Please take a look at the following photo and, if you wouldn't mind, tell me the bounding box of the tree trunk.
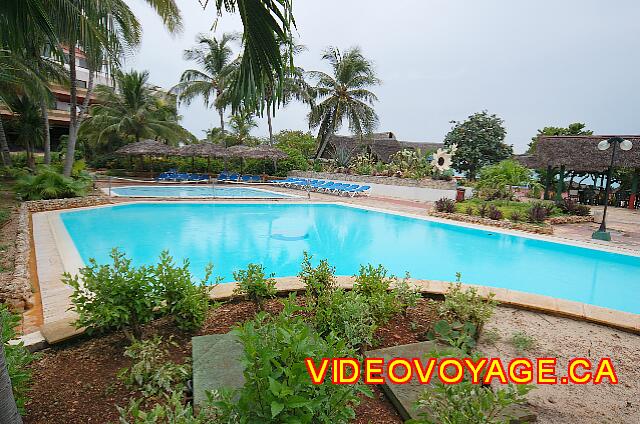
[41,100,51,165]
[218,108,225,133]
[26,140,35,170]
[0,117,12,166]
[267,106,274,145]
[63,46,78,176]
[0,318,22,423]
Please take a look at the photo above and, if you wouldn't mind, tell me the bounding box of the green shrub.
[65,249,158,340]
[487,205,503,220]
[1,304,36,414]
[573,204,591,217]
[426,319,478,354]
[510,331,536,354]
[117,391,225,423]
[527,201,549,223]
[15,167,90,200]
[117,336,191,397]
[153,251,216,331]
[353,264,400,324]
[393,273,421,316]
[298,251,336,302]
[477,203,489,218]
[220,299,371,423]
[465,205,474,216]
[233,263,277,311]
[437,280,497,331]
[313,289,377,350]
[509,210,521,222]
[414,381,532,424]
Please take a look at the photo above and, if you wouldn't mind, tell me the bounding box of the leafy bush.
[353,264,400,324]
[434,197,455,213]
[527,201,548,223]
[220,299,371,423]
[153,252,215,331]
[476,160,536,200]
[487,205,503,220]
[313,289,377,350]
[298,251,336,302]
[65,249,158,340]
[557,198,590,217]
[509,210,521,222]
[117,336,191,397]
[510,331,536,354]
[392,273,421,316]
[66,249,214,340]
[1,304,36,414]
[233,263,277,311]
[437,281,497,331]
[15,167,90,200]
[426,319,478,354]
[414,381,532,424]
[573,204,591,216]
[117,391,226,423]
[465,205,474,216]
[477,203,488,218]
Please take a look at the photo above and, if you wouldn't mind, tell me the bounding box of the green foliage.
[528,122,592,153]
[509,210,521,222]
[117,336,191,398]
[413,381,532,424]
[298,251,336,302]
[220,299,371,423]
[153,251,215,331]
[15,167,90,200]
[434,197,455,213]
[233,263,277,310]
[444,111,512,180]
[313,289,377,350]
[476,160,538,200]
[387,149,433,179]
[556,198,591,217]
[353,264,400,324]
[66,249,158,340]
[437,281,498,330]
[481,327,502,345]
[117,391,224,423]
[1,304,36,414]
[510,331,536,354]
[487,205,503,221]
[427,319,477,354]
[393,273,421,315]
[66,249,214,340]
[527,201,550,223]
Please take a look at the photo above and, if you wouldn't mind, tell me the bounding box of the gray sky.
[125,0,640,153]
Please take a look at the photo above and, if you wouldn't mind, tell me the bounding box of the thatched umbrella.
[115,139,180,171]
[246,145,288,160]
[179,142,229,172]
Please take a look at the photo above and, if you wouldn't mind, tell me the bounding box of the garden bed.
[430,211,554,235]
[24,296,440,424]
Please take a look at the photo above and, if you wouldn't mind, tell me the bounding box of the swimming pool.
[107,185,295,199]
[59,203,640,314]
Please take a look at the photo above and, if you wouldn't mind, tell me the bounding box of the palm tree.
[81,70,194,148]
[5,94,43,169]
[262,37,312,145]
[172,32,239,133]
[308,47,380,159]
[0,327,20,423]
[227,111,257,146]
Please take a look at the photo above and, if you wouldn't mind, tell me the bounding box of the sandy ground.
[478,306,640,424]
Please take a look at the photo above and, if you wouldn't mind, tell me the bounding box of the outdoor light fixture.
[592,137,633,241]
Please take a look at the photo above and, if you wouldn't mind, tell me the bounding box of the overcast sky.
[125,0,640,153]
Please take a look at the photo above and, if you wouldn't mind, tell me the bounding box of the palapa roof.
[247,145,288,160]
[115,139,180,156]
[178,142,228,158]
[225,145,254,158]
[519,135,640,172]
[320,132,443,162]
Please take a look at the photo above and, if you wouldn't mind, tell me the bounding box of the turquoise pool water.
[110,185,294,198]
[59,203,640,314]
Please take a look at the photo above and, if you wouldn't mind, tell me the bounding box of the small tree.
[233,263,277,311]
[444,111,512,180]
[298,252,336,302]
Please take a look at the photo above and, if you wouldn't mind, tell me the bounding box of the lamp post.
[592,137,633,241]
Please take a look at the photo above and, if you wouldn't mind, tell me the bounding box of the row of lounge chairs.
[217,172,262,183]
[156,170,209,182]
[270,178,370,197]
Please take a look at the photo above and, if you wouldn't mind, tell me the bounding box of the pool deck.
[23,185,640,348]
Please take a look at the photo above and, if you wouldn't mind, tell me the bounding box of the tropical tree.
[4,94,43,169]
[0,327,20,423]
[527,122,592,153]
[81,70,193,149]
[308,46,380,159]
[172,32,239,133]
[443,111,512,180]
[227,110,258,146]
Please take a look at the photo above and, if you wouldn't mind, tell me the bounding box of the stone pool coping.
[24,200,640,350]
[100,184,301,199]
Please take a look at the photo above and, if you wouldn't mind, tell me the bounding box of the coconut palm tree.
[227,110,258,146]
[308,47,380,159]
[81,70,194,148]
[172,32,239,133]
[5,93,43,169]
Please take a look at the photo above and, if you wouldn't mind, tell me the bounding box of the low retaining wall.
[430,212,554,235]
[546,215,595,225]
[1,196,112,310]
[290,171,457,190]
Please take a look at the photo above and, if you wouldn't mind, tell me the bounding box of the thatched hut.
[316,131,443,162]
[178,142,228,158]
[115,139,180,156]
[515,135,640,207]
[246,145,288,160]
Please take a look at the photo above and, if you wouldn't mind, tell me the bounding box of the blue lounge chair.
[344,185,371,197]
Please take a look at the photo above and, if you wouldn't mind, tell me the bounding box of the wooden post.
[555,165,565,202]
[630,168,639,209]
[544,165,553,200]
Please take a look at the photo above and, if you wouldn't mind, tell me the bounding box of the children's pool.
[107,185,295,199]
[59,203,640,314]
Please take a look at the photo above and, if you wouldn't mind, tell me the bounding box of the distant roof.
[115,139,179,156]
[515,135,640,172]
[319,132,443,162]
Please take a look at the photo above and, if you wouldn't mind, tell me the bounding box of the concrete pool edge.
[29,200,640,348]
[100,184,301,199]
